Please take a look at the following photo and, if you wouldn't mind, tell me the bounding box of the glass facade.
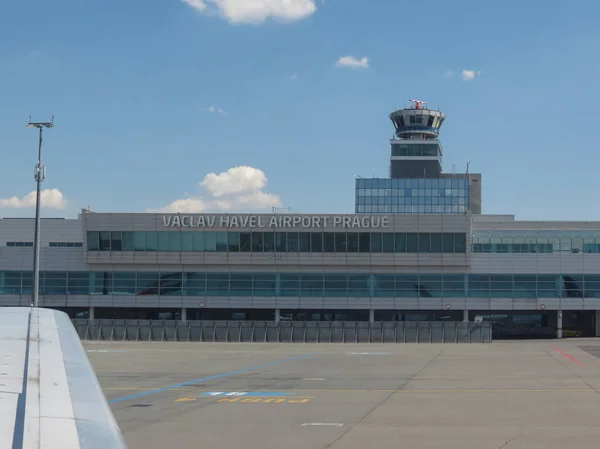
[82,229,600,254]
[391,143,440,157]
[0,271,596,298]
[86,231,467,254]
[355,178,469,214]
[472,230,600,254]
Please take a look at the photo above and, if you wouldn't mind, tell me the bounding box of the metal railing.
[72,319,492,343]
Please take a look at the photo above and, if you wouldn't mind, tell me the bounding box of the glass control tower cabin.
[355,99,482,215]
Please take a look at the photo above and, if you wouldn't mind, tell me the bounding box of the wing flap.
[0,307,127,449]
[0,309,30,395]
[0,392,19,448]
[40,418,80,449]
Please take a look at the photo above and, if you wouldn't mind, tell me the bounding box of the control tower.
[388,99,446,178]
[354,98,482,215]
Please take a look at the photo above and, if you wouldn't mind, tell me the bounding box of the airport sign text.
[162,215,389,229]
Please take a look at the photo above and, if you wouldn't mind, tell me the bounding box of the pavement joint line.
[547,347,600,398]
[320,348,446,449]
[106,352,320,404]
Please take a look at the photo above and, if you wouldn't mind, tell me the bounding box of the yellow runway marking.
[171,389,595,404]
[176,397,314,403]
[102,386,393,391]
[107,387,594,393]
[398,389,593,393]
[104,387,398,392]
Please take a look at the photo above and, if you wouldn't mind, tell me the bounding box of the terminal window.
[6,242,33,247]
[472,230,600,254]
[86,231,467,254]
[0,271,595,299]
[8,241,83,248]
[49,242,83,247]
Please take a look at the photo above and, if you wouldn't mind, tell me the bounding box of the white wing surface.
[0,307,127,449]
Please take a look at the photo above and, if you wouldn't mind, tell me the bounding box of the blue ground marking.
[108,352,318,404]
[199,391,294,397]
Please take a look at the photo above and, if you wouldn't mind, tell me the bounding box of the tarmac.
[86,340,600,449]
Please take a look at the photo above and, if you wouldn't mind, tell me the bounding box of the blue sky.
[1,0,599,220]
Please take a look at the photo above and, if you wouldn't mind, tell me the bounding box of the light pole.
[27,116,54,308]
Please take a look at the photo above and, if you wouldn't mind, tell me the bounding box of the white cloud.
[148,166,281,213]
[152,198,207,213]
[0,188,68,210]
[335,56,369,69]
[461,69,481,81]
[232,190,281,208]
[201,166,269,197]
[182,0,317,24]
[208,106,225,114]
[182,0,207,11]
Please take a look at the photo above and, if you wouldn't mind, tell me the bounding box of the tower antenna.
[26,115,55,308]
[408,99,428,110]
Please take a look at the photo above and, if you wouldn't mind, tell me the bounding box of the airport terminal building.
[2,100,600,337]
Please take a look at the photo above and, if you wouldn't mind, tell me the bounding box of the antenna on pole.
[26,115,55,308]
[466,160,471,174]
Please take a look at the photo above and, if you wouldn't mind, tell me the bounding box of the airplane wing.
[0,307,127,449]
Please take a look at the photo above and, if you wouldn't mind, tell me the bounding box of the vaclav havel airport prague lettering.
[162,215,390,229]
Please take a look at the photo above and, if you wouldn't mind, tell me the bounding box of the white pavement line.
[347,352,391,355]
[86,349,129,353]
[301,423,345,427]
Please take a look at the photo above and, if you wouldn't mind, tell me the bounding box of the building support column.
[181,307,187,321]
[369,308,375,324]
[89,306,95,320]
[275,308,280,323]
[463,309,469,322]
[596,311,600,337]
[557,310,563,339]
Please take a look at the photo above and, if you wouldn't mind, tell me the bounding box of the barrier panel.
[72,319,492,343]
